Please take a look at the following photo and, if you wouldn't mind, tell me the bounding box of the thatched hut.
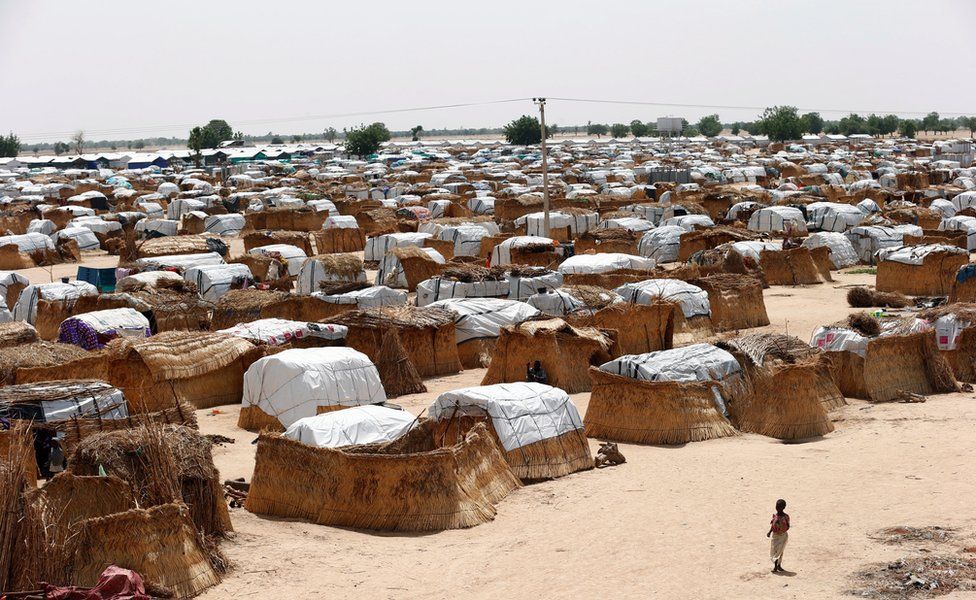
[875,244,968,297]
[615,279,715,345]
[331,305,462,379]
[70,424,232,538]
[380,246,446,291]
[427,298,541,368]
[13,280,100,340]
[690,274,770,332]
[759,247,830,286]
[210,288,338,329]
[811,324,958,402]
[312,223,367,254]
[135,233,228,259]
[0,320,38,348]
[429,383,593,481]
[295,253,366,295]
[243,229,312,255]
[245,421,521,531]
[574,228,640,254]
[244,206,327,231]
[920,304,976,383]
[238,347,387,431]
[583,344,743,444]
[950,264,976,304]
[16,331,260,412]
[110,272,210,332]
[0,339,89,385]
[677,226,758,262]
[717,334,841,440]
[567,302,675,356]
[481,319,615,393]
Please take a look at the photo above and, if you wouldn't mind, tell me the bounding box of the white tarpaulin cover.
[184,263,252,302]
[66,307,151,338]
[282,404,417,448]
[846,225,923,263]
[296,256,367,295]
[135,219,180,237]
[137,252,225,270]
[364,232,431,261]
[938,216,976,251]
[312,285,407,308]
[558,253,655,275]
[876,244,966,265]
[376,247,445,288]
[0,271,29,323]
[806,202,864,232]
[802,232,859,268]
[0,380,128,423]
[14,280,98,323]
[934,314,969,351]
[437,225,493,256]
[56,227,100,251]
[242,347,387,429]
[429,382,584,452]
[601,217,654,232]
[663,214,715,232]
[219,318,348,346]
[249,244,308,277]
[0,232,55,253]
[416,277,510,307]
[638,225,685,262]
[427,297,541,343]
[810,326,869,357]
[748,206,808,234]
[729,241,780,263]
[615,279,710,318]
[490,236,557,267]
[507,270,563,301]
[204,214,246,237]
[516,210,598,237]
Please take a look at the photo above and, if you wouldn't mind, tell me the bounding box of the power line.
[546,97,972,117]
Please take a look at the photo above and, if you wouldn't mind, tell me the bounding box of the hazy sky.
[2,0,974,143]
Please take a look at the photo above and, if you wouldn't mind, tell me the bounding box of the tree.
[134,140,145,149]
[609,123,630,138]
[838,113,867,136]
[324,127,338,143]
[696,114,722,137]
[271,135,284,145]
[630,120,649,137]
[53,141,69,156]
[345,122,392,157]
[410,125,424,141]
[730,123,741,135]
[963,117,976,136]
[71,130,85,155]
[504,115,546,145]
[683,125,700,137]
[801,112,824,134]
[548,123,559,136]
[204,119,233,144]
[757,106,804,141]
[921,112,940,134]
[880,114,900,137]
[187,126,204,167]
[0,133,21,157]
[586,122,609,138]
[939,118,958,134]
[291,135,302,143]
[899,119,918,139]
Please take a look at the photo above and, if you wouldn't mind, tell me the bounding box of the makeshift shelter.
[248,243,307,277]
[0,339,89,385]
[690,274,770,331]
[282,404,418,448]
[295,253,366,295]
[13,280,99,338]
[183,263,253,302]
[718,334,841,440]
[557,253,656,275]
[481,319,616,393]
[427,298,541,368]
[574,228,640,255]
[676,227,758,262]
[845,224,923,264]
[748,206,807,235]
[110,273,210,333]
[875,244,968,297]
[489,236,561,267]
[70,424,232,538]
[567,301,675,356]
[57,307,151,350]
[310,285,407,318]
[811,324,957,402]
[245,421,520,531]
[332,305,462,380]
[527,285,622,317]
[219,318,347,348]
[16,331,260,412]
[243,230,313,255]
[0,233,58,269]
[802,232,859,269]
[638,225,685,263]
[759,247,830,285]
[364,231,432,261]
[238,347,387,431]
[615,279,714,345]
[377,246,446,290]
[806,202,864,232]
[135,234,228,259]
[429,383,593,480]
[950,264,976,303]
[919,304,976,383]
[0,271,29,323]
[0,380,128,427]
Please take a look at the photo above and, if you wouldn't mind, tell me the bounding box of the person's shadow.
[773,569,797,577]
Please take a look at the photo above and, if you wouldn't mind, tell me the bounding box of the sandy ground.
[21,250,976,599]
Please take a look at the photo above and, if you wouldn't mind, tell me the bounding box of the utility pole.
[534,97,550,237]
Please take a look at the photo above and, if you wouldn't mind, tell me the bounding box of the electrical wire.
[546,97,972,117]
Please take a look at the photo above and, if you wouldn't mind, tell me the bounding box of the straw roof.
[563,285,620,310]
[0,341,90,385]
[440,263,507,282]
[920,303,976,323]
[0,321,39,348]
[718,333,820,367]
[107,330,256,381]
[312,252,364,278]
[333,305,457,330]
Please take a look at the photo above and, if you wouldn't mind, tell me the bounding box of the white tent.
[806,202,864,232]
[748,206,808,234]
[13,280,98,324]
[416,276,511,307]
[515,210,599,237]
[489,236,558,267]
[0,232,55,253]
[364,232,431,261]
[846,224,924,263]
[248,244,308,277]
[55,226,100,251]
[136,252,225,270]
[376,247,445,288]
[219,318,347,346]
[0,271,29,323]
[427,297,541,343]
[429,383,584,453]
[615,279,710,318]
[557,253,655,274]
[802,232,859,268]
[59,307,151,347]
[938,216,976,251]
[662,214,715,232]
[638,225,685,263]
[242,347,387,429]
[204,214,246,237]
[296,256,367,296]
[282,405,417,448]
[311,285,407,309]
[729,240,780,262]
[135,218,180,237]
[184,263,253,302]
[600,216,655,233]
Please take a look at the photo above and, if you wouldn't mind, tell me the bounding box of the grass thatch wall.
[481,322,615,393]
[860,332,958,402]
[0,340,89,385]
[457,338,497,369]
[691,274,770,332]
[759,247,827,286]
[567,303,675,356]
[243,230,312,255]
[244,207,326,232]
[431,416,593,481]
[245,422,521,531]
[312,227,366,254]
[584,368,737,445]
[876,252,968,297]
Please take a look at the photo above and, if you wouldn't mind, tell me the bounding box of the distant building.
[657,117,684,135]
